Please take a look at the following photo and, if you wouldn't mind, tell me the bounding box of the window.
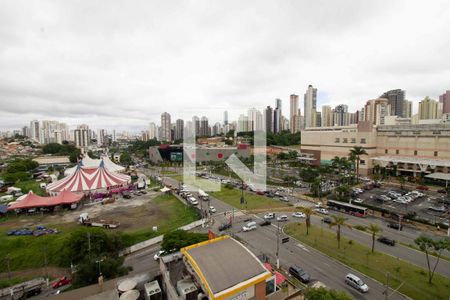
[343,138,348,143]
[351,138,356,143]
[414,150,417,156]
[385,149,388,154]
[396,150,399,155]
[360,138,366,144]
[360,159,366,165]
[335,138,340,143]
[434,151,438,157]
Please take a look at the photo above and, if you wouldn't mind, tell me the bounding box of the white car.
[353,198,364,204]
[292,212,306,218]
[315,208,329,215]
[264,213,275,220]
[280,196,289,202]
[153,250,165,261]
[209,206,216,213]
[277,215,289,222]
[345,273,369,293]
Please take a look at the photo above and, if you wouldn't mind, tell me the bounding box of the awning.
[7,190,83,211]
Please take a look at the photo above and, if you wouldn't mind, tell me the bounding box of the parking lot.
[354,184,449,226]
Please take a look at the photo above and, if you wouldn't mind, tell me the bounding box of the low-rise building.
[301,122,450,176]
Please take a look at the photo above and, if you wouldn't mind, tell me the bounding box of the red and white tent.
[47,162,131,194]
[8,190,83,211]
[64,154,125,176]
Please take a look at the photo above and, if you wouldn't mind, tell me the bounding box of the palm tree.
[301,207,313,235]
[367,224,382,253]
[335,184,350,201]
[310,176,322,201]
[347,152,357,183]
[350,146,368,182]
[329,215,351,249]
[331,156,342,174]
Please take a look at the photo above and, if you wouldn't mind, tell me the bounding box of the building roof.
[181,236,271,298]
[7,190,83,211]
[33,156,70,165]
[372,156,450,168]
[425,172,450,181]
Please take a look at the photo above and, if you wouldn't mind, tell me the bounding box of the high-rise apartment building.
[403,100,412,118]
[97,129,106,146]
[174,119,184,141]
[30,120,40,142]
[439,90,450,114]
[200,116,209,137]
[381,89,405,117]
[364,98,391,125]
[192,116,200,136]
[290,94,300,133]
[223,111,229,126]
[237,114,249,133]
[212,122,222,136]
[160,112,171,142]
[321,105,333,127]
[304,85,317,128]
[333,105,349,126]
[273,99,282,133]
[74,124,92,149]
[149,122,158,140]
[418,97,442,120]
[265,106,273,133]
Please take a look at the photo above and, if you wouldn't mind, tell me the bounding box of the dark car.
[377,236,396,246]
[387,223,403,230]
[322,217,332,224]
[259,220,271,226]
[123,193,132,199]
[218,223,232,231]
[289,265,311,283]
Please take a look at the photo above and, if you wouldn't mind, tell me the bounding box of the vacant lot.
[211,186,290,210]
[284,223,450,300]
[0,193,199,274]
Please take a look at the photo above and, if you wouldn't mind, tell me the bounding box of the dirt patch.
[0,192,163,230]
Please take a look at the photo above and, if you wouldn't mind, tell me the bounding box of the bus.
[327,200,367,217]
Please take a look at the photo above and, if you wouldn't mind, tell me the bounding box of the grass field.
[211,186,290,210]
[284,223,450,300]
[14,180,45,196]
[0,194,199,273]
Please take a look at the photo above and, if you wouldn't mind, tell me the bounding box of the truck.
[0,278,45,299]
[79,213,120,229]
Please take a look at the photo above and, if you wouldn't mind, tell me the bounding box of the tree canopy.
[161,230,208,252]
[304,287,352,300]
[42,143,81,163]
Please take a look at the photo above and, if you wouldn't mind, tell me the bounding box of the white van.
[243,221,257,232]
[0,195,14,202]
[188,197,198,205]
[345,273,369,293]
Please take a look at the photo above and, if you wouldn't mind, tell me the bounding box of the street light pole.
[276,215,280,269]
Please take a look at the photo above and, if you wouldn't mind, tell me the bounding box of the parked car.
[259,220,271,226]
[376,195,391,202]
[289,265,311,283]
[52,276,71,289]
[377,236,396,246]
[353,198,364,204]
[428,205,446,212]
[280,196,289,202]
[264,213,275,220]
[276,215,288,222]
[218,223,232,231]
[256,190,265,195]
[209,206,216,213]
[416,185,429,191]
[387,222,403,230]
[345,273,369,293]
[292,212,306,218]
[315,208,329,215]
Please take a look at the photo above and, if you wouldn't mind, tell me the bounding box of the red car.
[416,185,429,191]
[52,276,72,289]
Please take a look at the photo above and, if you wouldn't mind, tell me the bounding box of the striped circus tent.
[64,154,125,176]
[47,161,130,195]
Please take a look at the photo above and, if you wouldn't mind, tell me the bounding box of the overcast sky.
[1,0,449,131]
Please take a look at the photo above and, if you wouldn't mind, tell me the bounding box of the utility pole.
[384,272,390,300]
[43,245,49,286]
[276,215,280,269]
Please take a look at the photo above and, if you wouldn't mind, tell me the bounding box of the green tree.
[304,287,352,300]
[367,223,382,253]
[414,236,450,284]
[310,176,322,200]
[329,215,351,249]
[120,151,133,165]
[301,207,314,235]
[399,176,406,190]
[161,230,208,252]
[335,184,350,201]
[349,146,367,182]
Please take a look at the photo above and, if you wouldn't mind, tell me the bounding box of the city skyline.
[1,1,450,131]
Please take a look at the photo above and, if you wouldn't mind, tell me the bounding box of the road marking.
[297,243,310,252]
